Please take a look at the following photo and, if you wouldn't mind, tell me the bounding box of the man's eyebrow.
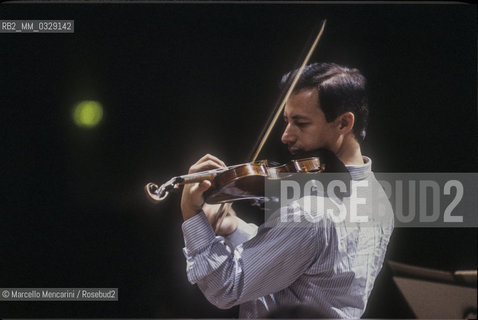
[288,114,311,121]
[283,113,310,121]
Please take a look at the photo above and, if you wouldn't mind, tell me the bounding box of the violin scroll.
[145,177,181,203]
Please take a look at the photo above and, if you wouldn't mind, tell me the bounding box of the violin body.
[204,157,326,204]
[145,156,328,205]
[204,162,268,204]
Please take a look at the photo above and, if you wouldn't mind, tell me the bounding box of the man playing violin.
[180,63,394,318]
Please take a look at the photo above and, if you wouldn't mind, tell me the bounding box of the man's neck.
[336,137,364,166]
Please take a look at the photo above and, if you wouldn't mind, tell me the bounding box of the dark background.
[1,2,477,318]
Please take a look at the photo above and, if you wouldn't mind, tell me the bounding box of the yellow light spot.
[73,101,103,128]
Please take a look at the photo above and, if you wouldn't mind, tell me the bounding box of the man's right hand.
[180,154,227,221]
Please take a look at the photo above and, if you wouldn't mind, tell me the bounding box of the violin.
[145,21,328,231]
[145,157,326,204]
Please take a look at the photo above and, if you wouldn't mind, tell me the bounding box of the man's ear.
[337,112,355,134]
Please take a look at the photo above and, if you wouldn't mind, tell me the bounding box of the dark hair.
[281,62,369,142]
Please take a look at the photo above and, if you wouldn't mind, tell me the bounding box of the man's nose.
[281,124,295,145]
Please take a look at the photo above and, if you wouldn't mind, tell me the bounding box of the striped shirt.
[182,156,394,318]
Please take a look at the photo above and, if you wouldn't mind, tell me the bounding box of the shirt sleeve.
[182,207,320,309]
[224,217,258,249]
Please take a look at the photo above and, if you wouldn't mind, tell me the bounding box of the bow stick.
[214,20,327,233]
